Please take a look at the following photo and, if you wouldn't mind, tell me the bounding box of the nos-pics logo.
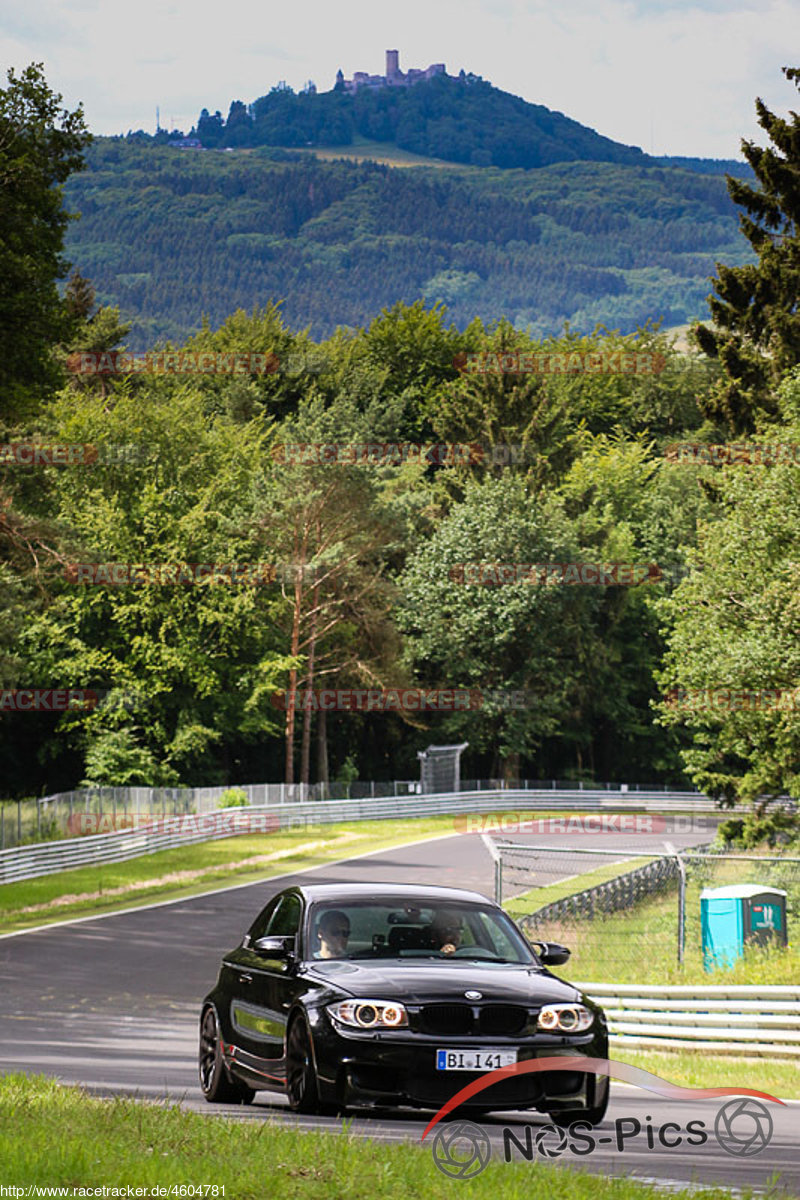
[432,1099,774,1179]
[425,1059,781,1181]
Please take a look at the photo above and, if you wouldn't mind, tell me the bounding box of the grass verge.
[0,815,464,934]
[0,1073,751,1200]
[609,1047,800,1100]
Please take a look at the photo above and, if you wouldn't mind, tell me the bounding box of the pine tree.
[0,63,91,422]
[694,67,800,432]
[64,268,95,321]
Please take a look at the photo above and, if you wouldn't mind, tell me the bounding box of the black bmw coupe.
[199,882,609,1122]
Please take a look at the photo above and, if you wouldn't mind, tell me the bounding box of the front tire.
[199,1006,255,1105]
[548,1073,609,1127]
[286,1015,330,1114]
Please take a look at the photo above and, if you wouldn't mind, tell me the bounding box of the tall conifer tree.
[695,67,800,432]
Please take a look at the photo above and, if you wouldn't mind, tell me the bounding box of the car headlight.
[537,1004,594,1033]
[327,1000,409,1029]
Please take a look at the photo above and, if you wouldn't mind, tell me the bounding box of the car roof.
[286,882,496,906]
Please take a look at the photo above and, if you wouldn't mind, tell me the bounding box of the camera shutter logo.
[534,1123,569,1158]
[714,1098,774,1157]
[432,1120,492,1179]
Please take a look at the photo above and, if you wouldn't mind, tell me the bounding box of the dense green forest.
[3,64,799,809]
[63,141,752,347]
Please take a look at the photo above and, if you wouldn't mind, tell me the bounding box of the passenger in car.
[428,909,464,955]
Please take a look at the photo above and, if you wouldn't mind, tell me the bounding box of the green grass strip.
[0,815,459,933]
[0,1074,750,1200]
[611,1048,800,1101]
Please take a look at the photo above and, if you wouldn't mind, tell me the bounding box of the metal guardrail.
[0,777,704,848]
[575,983,800,1057]
[0,789,719,885]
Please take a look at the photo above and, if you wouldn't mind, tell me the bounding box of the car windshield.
[305,900,534,963]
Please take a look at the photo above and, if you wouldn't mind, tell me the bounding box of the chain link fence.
[0,779,704,849]
[0,781,420,849]
[490,837,800,983]
[492,840,685,982]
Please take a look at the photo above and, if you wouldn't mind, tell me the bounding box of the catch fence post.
[665,841,686,966]
[677,856,686,966]
[480,833,503,904]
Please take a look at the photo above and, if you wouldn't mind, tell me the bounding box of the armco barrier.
[575,983,800,1057]
[0,788,720,885]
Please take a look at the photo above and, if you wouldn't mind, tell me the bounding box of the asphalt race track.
[1,824,797,1194]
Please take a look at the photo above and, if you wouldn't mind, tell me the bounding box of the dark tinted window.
[268,893,302,937]
[246,895,281,943]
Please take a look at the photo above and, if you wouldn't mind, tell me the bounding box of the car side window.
[267,894,302,937]
[246,896,281,944]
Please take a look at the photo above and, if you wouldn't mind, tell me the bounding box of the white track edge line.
[0,830,463,939]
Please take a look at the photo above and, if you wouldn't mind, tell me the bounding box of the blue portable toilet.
[701,884,787,971]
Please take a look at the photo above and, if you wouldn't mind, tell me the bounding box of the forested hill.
[63,141,751,349]
[180,74,650,170]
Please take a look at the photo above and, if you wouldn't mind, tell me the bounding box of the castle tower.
[386,49,400,79]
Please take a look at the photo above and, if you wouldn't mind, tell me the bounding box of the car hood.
[303,960,585,1005]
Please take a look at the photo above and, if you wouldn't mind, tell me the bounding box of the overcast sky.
[2,0,799,158]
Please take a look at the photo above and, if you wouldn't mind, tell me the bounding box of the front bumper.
[308,1010,608,1112]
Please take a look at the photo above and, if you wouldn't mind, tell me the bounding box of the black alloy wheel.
[286,1015,335,1114]
[199,1006,255,1104]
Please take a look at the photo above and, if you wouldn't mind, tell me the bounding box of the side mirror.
[253,935,295,959]
[532,940,571,966]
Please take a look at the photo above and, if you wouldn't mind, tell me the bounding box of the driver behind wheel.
[428,908,463,955]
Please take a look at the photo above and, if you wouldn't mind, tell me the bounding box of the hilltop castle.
[335,50,449,93]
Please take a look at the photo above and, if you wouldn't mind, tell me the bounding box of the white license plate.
[436,1048,518,1071]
